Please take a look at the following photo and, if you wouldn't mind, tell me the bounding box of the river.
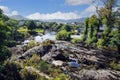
[23,31,82,44]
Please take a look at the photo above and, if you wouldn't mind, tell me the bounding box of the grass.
[34,29,44,33]
[17,27,28,32]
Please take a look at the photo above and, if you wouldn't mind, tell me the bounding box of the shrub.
[25,40,37,50]
[0,61,22,80]
[71,38,82,43]
[41,39,54,46]
[54,73,70,80]
[7,40,17,47]
[56,30,71,41]
[24,54,40,67]
[96,39,105,48]
[0,47,11,62]
[109,61,120,70]
[37,60,51,74]
[20,68,47,80]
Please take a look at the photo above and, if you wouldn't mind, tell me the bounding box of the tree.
[110,8,120,54]
[98,0,117,46]
[28,21,37,31]
[56,30,71,41]
[0,20,11,62]
[61,24,73,32]
[83,18,89,41]
[86,15,101,44]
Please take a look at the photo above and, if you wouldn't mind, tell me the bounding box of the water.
[71,35,83,39]
[23,32,82,44]
[68,61,80,68]
[34,33,56,42]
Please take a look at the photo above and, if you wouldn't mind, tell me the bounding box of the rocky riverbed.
[10,40,120,80]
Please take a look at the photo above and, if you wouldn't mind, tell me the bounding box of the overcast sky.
[0,0,99,20]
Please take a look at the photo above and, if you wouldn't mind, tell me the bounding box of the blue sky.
[0,0,97,20]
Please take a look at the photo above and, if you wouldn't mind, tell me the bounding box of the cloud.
[80,5,97,17]
[26,11,80,20]
[0,5,9,12]
[11,11,18,15]
[65,0,92,6]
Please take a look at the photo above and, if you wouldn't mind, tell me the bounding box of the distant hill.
[9,15,85,23]
[9,15,26,20]
[41,18,85,23]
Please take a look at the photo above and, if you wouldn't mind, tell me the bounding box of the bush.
[0,61,22,80]
[25,40,37,50]
[0,47,11,62]
[54,73,70,80]
[56,30,71,41]
[20,68,47,80]
[37,60,51,74]
[24,54,40,67]
[7,40,17,47]
[96,39,105,48]
[71,38,82,43]
[41,39,54,46]
[109,61,120,70]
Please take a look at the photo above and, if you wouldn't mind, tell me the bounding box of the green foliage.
[20,68,47,80]
[83,18,89,41]
[53,73,70,80]
[28,21,37,31]
[56,30,71,41]
[71,38,82,43]
[96,39,105,48]
[23,54,41,67]
[0,61,22,80]
[61,24,73,32]
[0,19,11,62]
[41,39,54,46]
[0,47,11,62]
[18,26,28,32]
[25,40,38,50]
[37,60,51,74]
[7,40,17,47]
[34,29,44,33]
[109,61,120,70]
[17,27,30,38]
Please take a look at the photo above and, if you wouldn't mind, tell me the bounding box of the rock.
[52,60,64,66]
[17,40,120,79]
[9,45,24,54]
[78,69,120,80]
[19,45,52,59]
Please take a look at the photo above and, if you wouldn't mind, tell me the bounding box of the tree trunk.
[118,45,120,54]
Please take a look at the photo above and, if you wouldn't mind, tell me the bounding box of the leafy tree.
[56,30,71,41]
[83,18,89,41]
[61,24,73,32]
[0,20,11,62]
[28,21,37,31]
[98,0,117,46]
[86,15,100,44]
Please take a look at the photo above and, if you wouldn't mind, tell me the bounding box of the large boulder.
[19,45,52,59]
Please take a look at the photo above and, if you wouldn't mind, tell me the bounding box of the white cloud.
[11,10,18,15]
[65,0,92,6]
[26,11,80,20]
[0,5,9,12]
[80,5,97,17]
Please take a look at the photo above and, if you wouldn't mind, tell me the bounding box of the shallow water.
[34,33,56,42]
[68,61,80,68]
[23,32,82,44]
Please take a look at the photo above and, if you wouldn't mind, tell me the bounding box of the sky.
[0,0,98,20]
